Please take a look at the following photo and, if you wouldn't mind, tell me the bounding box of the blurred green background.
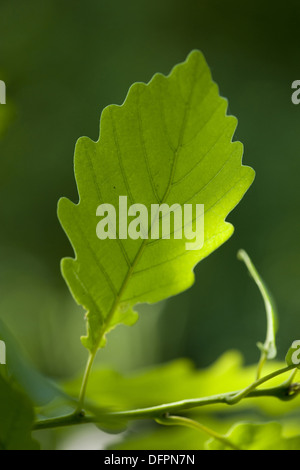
[0,0,299,385]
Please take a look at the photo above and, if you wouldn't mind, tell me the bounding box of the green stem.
[284,368,298,387]
[156,415,240,451]
[237,249,277,371]
[256,352,267,380]
[76,351,97,413]
[34,413,97,431]
[225,365,294,405]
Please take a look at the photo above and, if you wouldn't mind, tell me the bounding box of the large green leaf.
[0,318,64,406]
[0,375,39,450]
[58,50,255,352]
[206,422,300,450]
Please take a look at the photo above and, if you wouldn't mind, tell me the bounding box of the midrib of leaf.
[89,60,200,353]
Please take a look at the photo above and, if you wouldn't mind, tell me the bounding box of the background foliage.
[0,0,300,449]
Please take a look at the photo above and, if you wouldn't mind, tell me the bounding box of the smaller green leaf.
[238,249,277,360]
[206,422,300,450]
[64,351,299,417]
[286,340,300,369]
[0,375,39,450]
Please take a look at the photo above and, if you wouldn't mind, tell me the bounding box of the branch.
[34,365,299,431]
